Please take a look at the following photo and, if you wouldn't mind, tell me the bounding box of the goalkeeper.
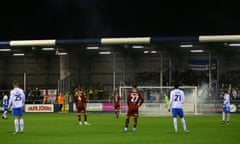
[164,92,169,109]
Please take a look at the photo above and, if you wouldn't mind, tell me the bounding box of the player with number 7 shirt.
[123,85,144,132]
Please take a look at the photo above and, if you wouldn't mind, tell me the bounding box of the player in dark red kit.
[75,88,90,125]
[123,85,144,132]
[113,87,121,118]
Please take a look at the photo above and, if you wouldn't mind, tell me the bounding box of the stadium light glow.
[143,50,157,54]
[190,49,204,53]
[150,50,157,54]
[0,48,11,51]
[180,44,193,48]
[57,52,68,55]
[13,53,24,56]
[144,50,157,54]
[144,50,149,54]
[86,46,99,50]
[42,47,54,51]
[229,43,240,46]
[10,40,56,47]
[101,37,150,45]
[132,45,144,49]
[99,51,111,55]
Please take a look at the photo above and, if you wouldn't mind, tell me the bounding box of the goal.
[119,86,198,116]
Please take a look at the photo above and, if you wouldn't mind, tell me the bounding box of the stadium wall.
[1,53,240,90]
[1,36,240,94]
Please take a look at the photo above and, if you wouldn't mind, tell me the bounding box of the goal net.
[119,86,198,116]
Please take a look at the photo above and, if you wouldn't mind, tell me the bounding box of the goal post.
[119,86,198,116]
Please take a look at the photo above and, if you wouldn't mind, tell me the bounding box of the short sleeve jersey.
[75,92,86,107]
[9,88,25,108]
[223,93,230,107]
[127,91,144,110]
[169,88,185,109]
[3,95,8,105]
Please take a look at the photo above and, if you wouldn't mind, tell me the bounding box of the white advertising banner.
[25,104,54,112]
[73,103,102,112]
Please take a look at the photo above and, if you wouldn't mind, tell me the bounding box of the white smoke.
[197,82,211,104]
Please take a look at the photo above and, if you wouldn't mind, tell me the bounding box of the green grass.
[1,112,240,144]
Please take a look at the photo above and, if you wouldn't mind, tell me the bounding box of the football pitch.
[1,112,239,144]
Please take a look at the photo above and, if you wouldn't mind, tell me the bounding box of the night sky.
[0,0,239,40]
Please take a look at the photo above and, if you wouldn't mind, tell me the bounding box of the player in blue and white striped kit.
[2,92,9,119]
[221,89,230,124]
[8,81,26,134]
[168,83,189,134]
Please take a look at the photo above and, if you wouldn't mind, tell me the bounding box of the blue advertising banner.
[198,102,240,113]
[188,59,217,71]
